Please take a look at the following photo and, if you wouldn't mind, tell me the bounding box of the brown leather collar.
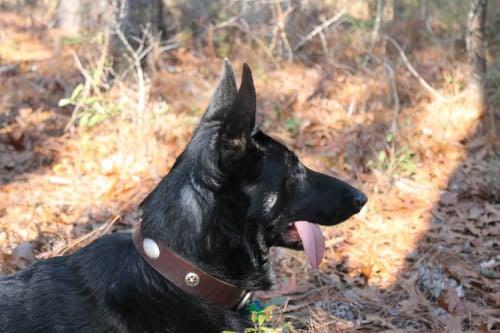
[132,226,250,309]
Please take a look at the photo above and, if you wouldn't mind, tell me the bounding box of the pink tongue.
[294,221,325,268]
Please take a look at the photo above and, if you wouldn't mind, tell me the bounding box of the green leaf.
[85,96,98,106]
[257,313,266,326]
[79,113,91,127]
[70,84,84,101]
[58,98,72,107]
[284,118,300,136]
[377,151,386,163]
[251,311,258,323]
[90,68,101,86]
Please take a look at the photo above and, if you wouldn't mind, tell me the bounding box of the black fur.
[0,61,367,333]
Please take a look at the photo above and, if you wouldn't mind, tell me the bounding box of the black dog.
[0,61,366,332]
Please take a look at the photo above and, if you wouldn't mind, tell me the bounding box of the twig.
[318,30,330,61]
[383,60,400,182]
[275,4,294,61]
[64,50,92,132]
[64,31,111,132]
[114,25,149,117]
[425,19,444,55]
[383,60,400,138]
[52,189,146,256]
[293,9,346,51]
[213,15,241,30]
[384,35,445,101]
[157,43,180,53]
[231,19,276,62]
[53,215,121,256]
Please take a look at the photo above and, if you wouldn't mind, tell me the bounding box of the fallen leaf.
[361,264,372,285]
[445,315,462,333]
[441,191,458,205]
[437,287,466,315]
[7,130,28,151]
[468,205,483,219]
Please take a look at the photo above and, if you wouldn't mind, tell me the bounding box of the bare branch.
[293,9,346,51]
[275,4,294,61]
[64,50,93,132]
[114,25,148,116]
[384,35,445,101]
[383,60,400,138]
[231,19,276,61]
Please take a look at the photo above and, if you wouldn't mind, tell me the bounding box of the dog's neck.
[139,167,273,291]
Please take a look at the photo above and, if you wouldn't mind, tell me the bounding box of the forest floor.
[0,8,499,332]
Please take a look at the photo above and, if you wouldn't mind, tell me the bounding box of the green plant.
[344,15,372,30]
[222,304,294,333]
[284,117,300,137]
[215,30,231,58]
[443,71,464,94]
[367,132,417,178]
[59,67,120,128]
[61,35,87,46]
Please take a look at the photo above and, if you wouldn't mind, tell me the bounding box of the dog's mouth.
[275,221,325,268]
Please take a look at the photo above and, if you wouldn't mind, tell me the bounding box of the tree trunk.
[56,0,84,35]
[56,0,166,74]
[56,0,109,35]
[419,0,428,22]
[111,0,166,75]
[466,0,488,112]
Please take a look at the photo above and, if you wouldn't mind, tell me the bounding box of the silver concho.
[184,272,200,287]
[143,238,160,259]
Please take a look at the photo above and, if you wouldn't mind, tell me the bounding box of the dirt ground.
[0,6,499,332]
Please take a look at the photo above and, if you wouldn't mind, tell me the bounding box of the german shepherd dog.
[0,61,366,332]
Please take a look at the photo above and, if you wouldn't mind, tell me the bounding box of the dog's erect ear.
[235,63,256,131]
[218,63,257,167]
[203,59,238,122]
[222,63,256,139]
[198,61,257,170]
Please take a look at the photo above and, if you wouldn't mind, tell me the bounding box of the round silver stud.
[184,272,200,287]
[143,238,160,259]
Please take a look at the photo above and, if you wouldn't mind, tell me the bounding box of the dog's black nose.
[352,192,367,211]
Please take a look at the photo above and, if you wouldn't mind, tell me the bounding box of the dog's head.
[140,61,366,288]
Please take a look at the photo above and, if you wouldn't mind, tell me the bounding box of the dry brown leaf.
[7,130,28,151]
[441,192,458,205]
[442,259,480,281]
[468,205,483,220]
[465,220,482,237]
[446,315,462,333]
[479,317,500,333]
[361,264,372,285]
[437,287,467,315]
